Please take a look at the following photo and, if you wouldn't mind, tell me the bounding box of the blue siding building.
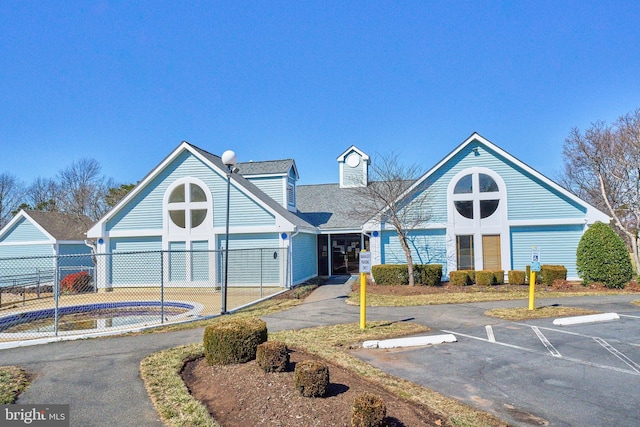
[74,132,607,287]
[0,211,94,286]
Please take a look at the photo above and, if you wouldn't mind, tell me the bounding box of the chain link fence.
[0,248,288,342]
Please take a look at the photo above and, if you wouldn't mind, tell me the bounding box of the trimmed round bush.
[293,360,329,397]
[203,317,268,365]
[508,270,526,285]
[256,341,289,373]
[577,221,633,289]
[449,270,472,286]
[539,265,567,285]
[371,264,443,286]
[475,270,496,286]
[351,392,386,427]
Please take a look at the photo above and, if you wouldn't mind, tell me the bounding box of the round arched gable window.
[453,173,500,220]
[166,179,211,232]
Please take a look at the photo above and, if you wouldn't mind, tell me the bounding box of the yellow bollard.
[528,271,536,310]
[360,272,367,329]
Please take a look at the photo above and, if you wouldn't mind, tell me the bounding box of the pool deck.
[0,286,283,342]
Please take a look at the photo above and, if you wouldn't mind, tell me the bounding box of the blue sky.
[2,1,639,187]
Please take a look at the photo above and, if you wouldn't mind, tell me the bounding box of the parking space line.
[485,325,495,342]
[619,314,640,319]
[442,328,640,376]
[593,337,640,374]
[531,326,562,357]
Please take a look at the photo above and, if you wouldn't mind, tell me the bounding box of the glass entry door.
[331,234,362,275]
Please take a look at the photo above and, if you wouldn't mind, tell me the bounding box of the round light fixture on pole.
[221,150,237,167]
[221,149,237,314]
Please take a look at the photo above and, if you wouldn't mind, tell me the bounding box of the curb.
[553,312,620,326]
[363,334,457,349]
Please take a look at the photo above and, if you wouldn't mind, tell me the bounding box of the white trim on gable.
[87,141,304,240]
[401,132,610,225]
[0,210,56,243]
[336,145,370,163]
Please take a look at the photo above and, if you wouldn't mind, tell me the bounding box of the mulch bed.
[182,347,445,427]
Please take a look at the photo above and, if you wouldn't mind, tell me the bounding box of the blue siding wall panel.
[510,224,584,279]
[292,232,317,283]
[58,244,92,256]
[0,244,54,259]
[110,237,163,285]
[192,240,209,281]
[169,241,187,282]
[380,229,448,274]
[107,150,276,233]
[247,177,284,205]
[417,142,586,222]
[218,233,281,285]
[0,245,55,280]
[0,218,49,243]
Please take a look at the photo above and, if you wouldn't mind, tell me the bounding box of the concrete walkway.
[1,276,638,426]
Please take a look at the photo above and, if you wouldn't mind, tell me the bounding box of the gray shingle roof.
[295,180,416,230]
[187,144,315,231]
[25,211,93,241]
[295,184,367,230]
[236,159,296,176]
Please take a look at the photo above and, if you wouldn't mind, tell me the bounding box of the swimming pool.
[0,301,204,338]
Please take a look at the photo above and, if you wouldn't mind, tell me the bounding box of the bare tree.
[57,158,111,220]
[349,152,430,286]
[561,108,640,273]
[26,177,62,212]
[0,173,25,228]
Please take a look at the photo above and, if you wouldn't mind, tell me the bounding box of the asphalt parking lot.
[355,309,640,426]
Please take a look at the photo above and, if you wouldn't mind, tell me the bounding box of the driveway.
[354,296,640,426]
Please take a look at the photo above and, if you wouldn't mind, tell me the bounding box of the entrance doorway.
[317,233,368,275]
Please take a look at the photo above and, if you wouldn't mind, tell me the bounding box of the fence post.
[160,251,165,324]
[54,255,59,337]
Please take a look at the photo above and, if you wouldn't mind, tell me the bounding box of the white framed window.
[163,178,214,283]
[165,178,212,236]
[451,171,503,227]
[447,167,509,273]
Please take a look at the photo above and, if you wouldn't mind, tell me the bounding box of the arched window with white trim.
[164,178,213,283]
[447,168,509,272]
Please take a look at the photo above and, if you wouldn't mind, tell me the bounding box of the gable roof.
[236,159,298,179]
[88,141,315,237]
[402,132,610,224]
[187,145,313,230]
[336,145,370,163]
[0,210,92,242]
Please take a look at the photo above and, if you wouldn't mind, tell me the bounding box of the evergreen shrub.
[475,270,497,286]
[294,360,329,397]
[256,341,289,373]
[449,270,473,286]
[413,264,443,286]
[371,264,442,286]
[508,270,526,285]
[351,392,387,427]
[203,317,267,365]
[539,265,567,285]
[577,221,633,288]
